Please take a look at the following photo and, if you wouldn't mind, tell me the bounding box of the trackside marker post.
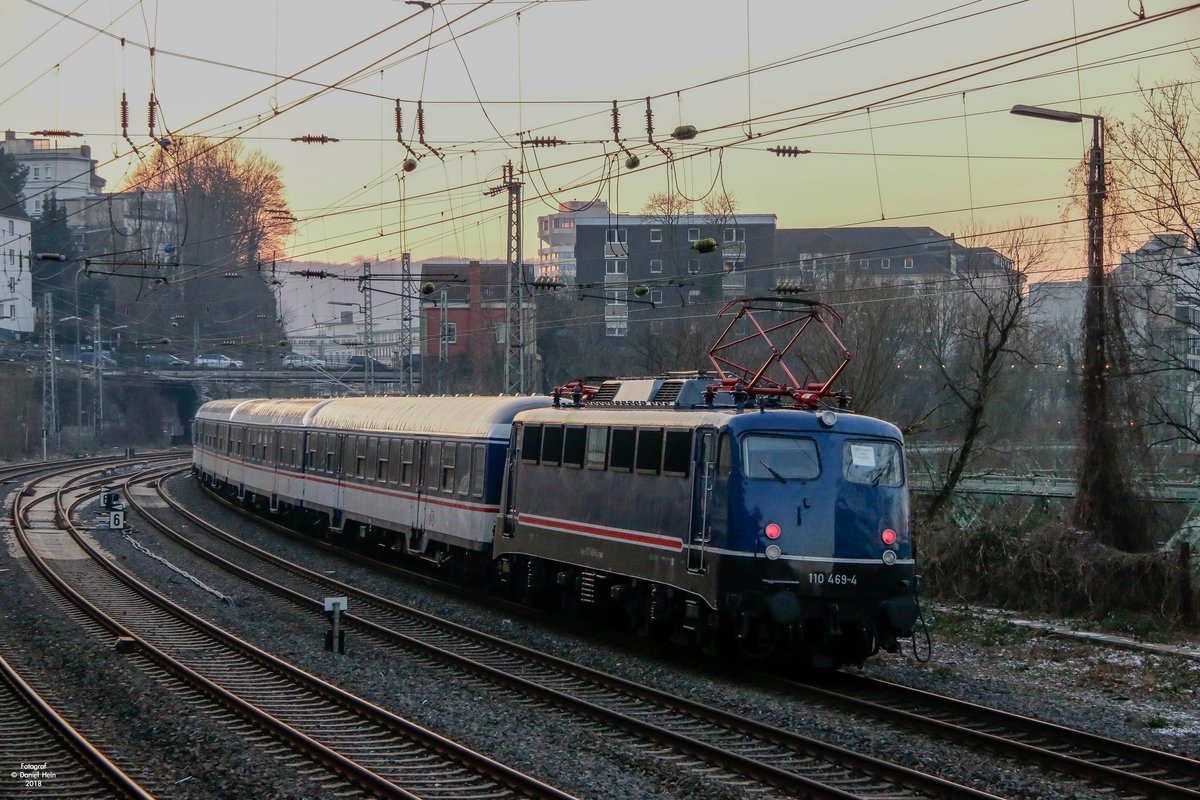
[324,596,348,654]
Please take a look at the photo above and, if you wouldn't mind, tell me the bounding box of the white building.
[535,199,613,286]
[0,182,34,340]
[2,130,105,217]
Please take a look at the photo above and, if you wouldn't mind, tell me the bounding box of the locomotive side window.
[456,445,472,495]
[562,426,586,468]
[662,430,692,477]
[635,428,664,474]
[609,427,635,472]
[743,435,820,481]
[541,425,563,466]
[471,444,485,497]
[586,427,608,469]
[843,440,903,487]
[521,425,542,463]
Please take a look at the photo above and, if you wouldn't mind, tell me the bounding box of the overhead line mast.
[487,161,527,393]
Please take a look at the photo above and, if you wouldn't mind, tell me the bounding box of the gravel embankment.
[4,470,1198,800]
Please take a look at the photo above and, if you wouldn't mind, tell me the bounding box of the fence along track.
[135,470,1003,800]
[12,461,575,800]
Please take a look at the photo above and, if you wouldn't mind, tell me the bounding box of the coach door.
[688,429,716,574]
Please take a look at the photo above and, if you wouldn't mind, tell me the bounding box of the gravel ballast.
[3,469,1198,799]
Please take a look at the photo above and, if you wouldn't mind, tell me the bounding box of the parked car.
[194,353,244,369]
[79,352,118,368]
[282,353,326,370]
[145,353,190,370]
[345,355,389,371]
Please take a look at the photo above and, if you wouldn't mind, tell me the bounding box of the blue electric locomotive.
[494,374,917,668]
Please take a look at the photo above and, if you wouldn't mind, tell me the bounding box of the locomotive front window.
[842,440,903,487]
[743,435,820,481]
[541,425,564,466]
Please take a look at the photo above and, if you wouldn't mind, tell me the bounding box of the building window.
[32,167,39,179]
[904,257,914,270]
[650,289,663,304]
[45,167,52,179]
[687,228,700,242]
[606,259,627,275]
[881,258,891,270]
[606,290,627,305]
[723,260,744,272]
[33,200,41,214]
[443,322,457,344]
[723,227,744,243]
[650,228,662,242]
[688,259,700,274]
[605,320,628,337]
[606,228,627,244]
[649,259,662,274]
[555,219,574,229]
[858,259,868,270]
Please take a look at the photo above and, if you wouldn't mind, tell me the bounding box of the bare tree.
[702,192,739,226]
[1105,68,1200,452]
[914,225,1048,520]
[121,136,293,363]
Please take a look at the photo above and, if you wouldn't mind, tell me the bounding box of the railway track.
[0,650,154,800]
[174,469,1200,800]
[123,468,1002,800]
[11,459,576,800]
[762,671,1200,800]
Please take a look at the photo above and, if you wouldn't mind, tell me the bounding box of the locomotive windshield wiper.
[759,461,787,483]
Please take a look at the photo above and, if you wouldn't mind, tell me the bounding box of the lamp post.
[1011,104,1133,543]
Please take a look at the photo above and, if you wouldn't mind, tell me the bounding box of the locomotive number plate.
[808,572,858,586]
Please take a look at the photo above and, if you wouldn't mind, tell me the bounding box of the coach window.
[635,428,664,474]
[364,437,378,480]
[456,445,472,496]
[441,443,456,492]
[520,425,542,463]
[388,440,402,484]
[586,426,608,469]
[609,427,635,472]
[425,441,442,490]
[541,425,564,466]
[662,430,692,477]
[562,426,586,468]
[471,444,486,497]
[325,439,337,473]
[400,440,414,485]
[376,438,389,482]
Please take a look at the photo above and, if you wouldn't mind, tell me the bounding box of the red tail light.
[764,523,782,540]
[881,528,897,545]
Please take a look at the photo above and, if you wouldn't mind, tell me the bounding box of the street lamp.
[1010,103,1116,538]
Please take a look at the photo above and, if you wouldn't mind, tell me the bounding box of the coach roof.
[305,395,553,438]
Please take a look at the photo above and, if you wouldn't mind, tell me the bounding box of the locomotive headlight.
[765,544,782,560]
[881,549,898,565]
[764,523,782,540]
[818,410,837,427]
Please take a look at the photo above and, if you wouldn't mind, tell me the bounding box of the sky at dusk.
[4,0,1199,282]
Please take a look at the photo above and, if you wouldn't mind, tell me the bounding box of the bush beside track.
[920,511,1199,633]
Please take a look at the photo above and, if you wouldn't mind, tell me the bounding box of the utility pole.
[487,161,527,393]
[93,304,102,447]
[400,251,415,393]
[41,294,57,460]
[360,261,375,394]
